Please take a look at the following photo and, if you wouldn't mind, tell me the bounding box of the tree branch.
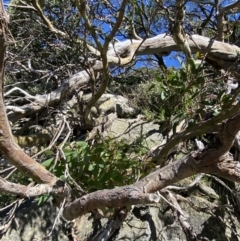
[62,110,240,220]
[31,0,66,37]
[0,177,53,197]
[155,103,240,165]
[216,0,240,41]
[0,1,59,185]
[6,33,240,123]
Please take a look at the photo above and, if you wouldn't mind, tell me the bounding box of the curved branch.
[63,186,160,220]
[7,70,90,123]
[7,34,240,123]
[30,0,100,56]
[170,0,192,61]
[216,1,240,41]
[154,102,240,165]
[0,3,59,185]
[31,0,66,37]
[83,0,128,125]
[74,0,102,51]
[62,109,240,220]
[4,86,36,100]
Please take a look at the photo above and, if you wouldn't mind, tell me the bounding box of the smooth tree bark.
[6,34,240,123]
[0,1,62,187]
[63,111,240,220]
[1,0,240,224]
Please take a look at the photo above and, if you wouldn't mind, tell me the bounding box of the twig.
[166,173,204,191]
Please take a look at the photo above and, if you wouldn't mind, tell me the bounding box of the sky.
[3,0,9,6]
[1,0,179,68]
[2,0,238,68]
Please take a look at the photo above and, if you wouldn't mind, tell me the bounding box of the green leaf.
[68,161,73,169]
[148,83,156,91]
[43,150,54,155]
[75,141,88,149]
[188,58,196,74]
[63,149,73,155]
[100,151,107,157]
[42,158,54,168]
[179,69,187,81]
[98,163,104,168]
[221,94,232,103]
[111,170,123,183]
[213,109,220,116]
[161,91,166,100]
[37,194,50,206]
[190,91,200,100]
[88,164,94,171]
[195,52,200,59]
[71,151,78,159]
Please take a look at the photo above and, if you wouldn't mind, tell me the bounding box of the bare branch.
[0,198,24,235]
[4,86,36,100]
[31,0,66,37]
[75,0,102,51]
[0,177,53,197]
[167,173,204,191]
[62,110,240,220]
[216,0,240,41]
[154,102,240,165]
[83,0,128,125]
[163,190,197,240]
[6,33,240,124]
[63,186,160,220]
[0,1,60,185]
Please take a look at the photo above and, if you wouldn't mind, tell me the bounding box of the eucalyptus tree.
[1,0,240,239]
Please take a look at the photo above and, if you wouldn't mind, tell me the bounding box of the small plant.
[42,136,146,192]
[130,60,229,136]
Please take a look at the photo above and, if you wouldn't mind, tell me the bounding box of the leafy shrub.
[129,60,228,135]
[42,137,146,192]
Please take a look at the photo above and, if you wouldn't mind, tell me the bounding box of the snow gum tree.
[1,0,240,239]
